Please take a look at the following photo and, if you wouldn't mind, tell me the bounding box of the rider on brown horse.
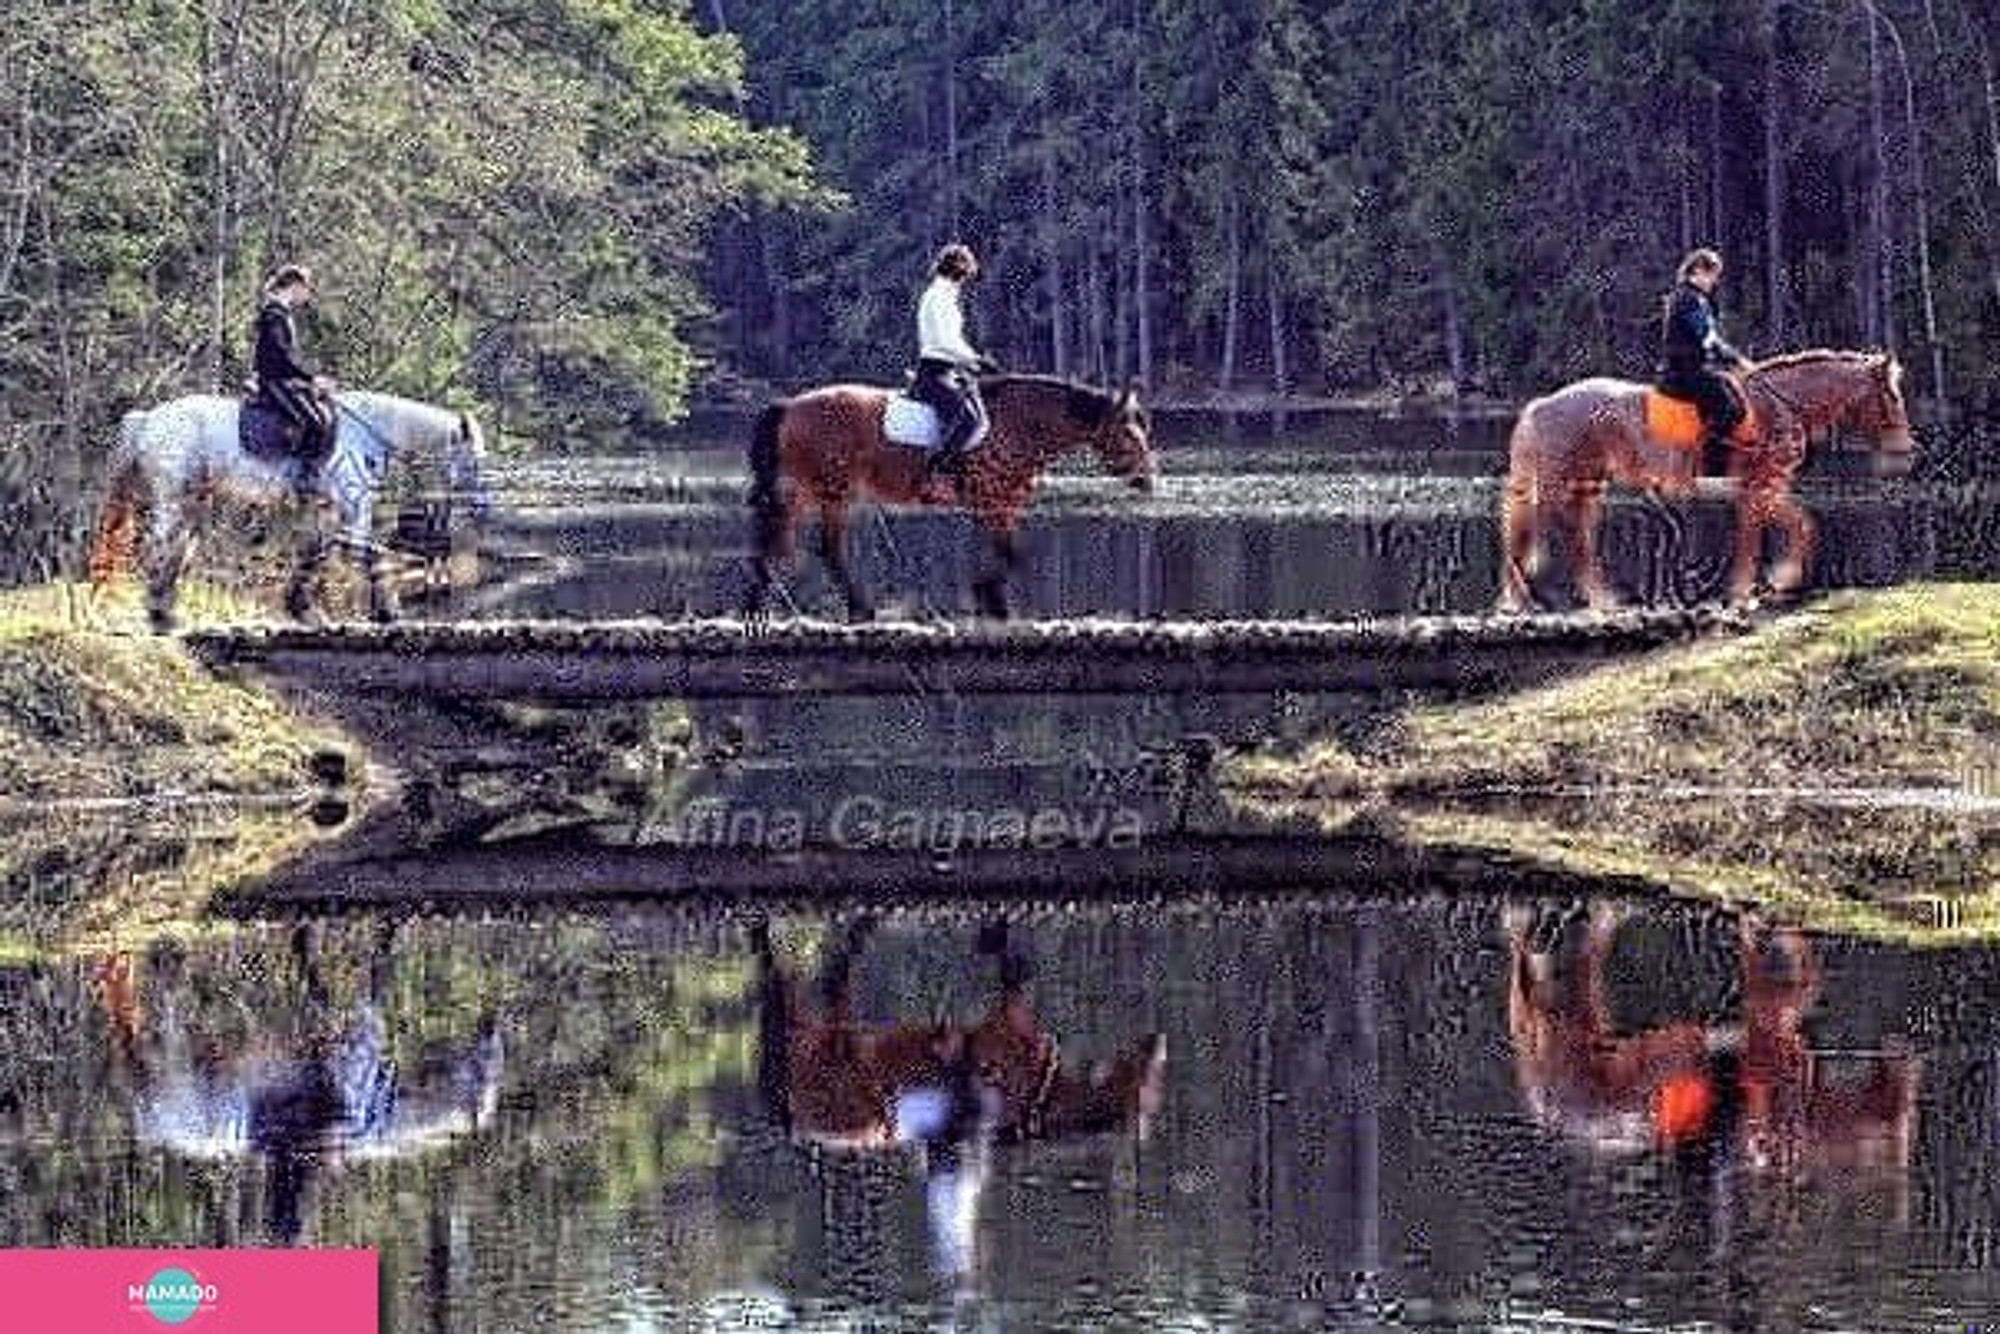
[911,243,997,491]
[1659,248,1751,475]
[253,263,338,485]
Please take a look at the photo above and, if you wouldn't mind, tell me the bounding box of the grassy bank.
[1227,583,2000,943]
[0,581,359,802]
[0,581,366,955]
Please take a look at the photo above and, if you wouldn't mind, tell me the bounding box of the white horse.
[87,389,492,631]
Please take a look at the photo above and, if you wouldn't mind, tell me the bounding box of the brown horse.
[1504,903,1920,1205]
[1498,350,1915,611]
[752,916,1165,1153]
[744,374,1156,621]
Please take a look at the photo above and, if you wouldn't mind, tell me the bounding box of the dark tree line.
[708,0,2000,419]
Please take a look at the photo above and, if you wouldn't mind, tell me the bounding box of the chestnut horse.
[744,375,1156,621]
[751,916,1164,1283]
[1504,903,1920,1205]
[752,915,1165,1152]
[1498,350,1915,611]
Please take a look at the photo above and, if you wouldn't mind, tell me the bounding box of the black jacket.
[1660,281,1743,378]
[253,298,315,384]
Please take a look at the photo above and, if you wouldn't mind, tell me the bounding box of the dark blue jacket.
[1660,282,1744,377]
[254,298,315,384]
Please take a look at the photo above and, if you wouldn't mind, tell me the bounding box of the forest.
[3,0,1998,568]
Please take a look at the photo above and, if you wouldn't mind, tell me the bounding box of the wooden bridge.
[185,606,1753,702]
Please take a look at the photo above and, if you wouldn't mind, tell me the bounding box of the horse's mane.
[984,373,1127,426]
[1749,348,1890,373]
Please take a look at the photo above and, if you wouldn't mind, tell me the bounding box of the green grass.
[1226,583,2000,943]
[0,581,358,803]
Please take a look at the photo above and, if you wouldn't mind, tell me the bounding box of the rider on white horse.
[253,263,337,488]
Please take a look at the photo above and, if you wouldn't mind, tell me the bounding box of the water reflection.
[2,895,1996,1329]
[752,915,1164,1301]
[94,923,504,1244]
[1503,902,1920,1228]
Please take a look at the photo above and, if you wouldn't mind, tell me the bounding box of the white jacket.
[917,276,982,368]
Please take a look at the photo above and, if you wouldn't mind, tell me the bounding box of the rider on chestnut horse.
[1657,248,1751,476]
[910,243,998,493]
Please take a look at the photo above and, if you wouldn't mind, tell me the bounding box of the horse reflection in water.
[752,915,1165,1287]
[1504,903,1920,1218]
[96,924,505,1244]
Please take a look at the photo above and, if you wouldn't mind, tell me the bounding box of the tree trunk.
[1709,80,1726,247]
[1868,5,1894,347]
[1439,263,1464,395]
[1268,264,1289,394]
[1221,196,1242,391]
[1043,152,1068,376]
[1129,0,1153,390]
[1762,0,1787,343]
[943,0,960,238]
[1873,4,1947,413]
[202,0,238,390]
[1088,244,1108,384]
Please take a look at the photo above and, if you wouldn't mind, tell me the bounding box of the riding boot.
[1701,429,1733,478]
[297,415,334,500]
[926,416,975,497]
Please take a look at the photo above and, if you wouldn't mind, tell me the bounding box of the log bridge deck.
[185,607,1753,701]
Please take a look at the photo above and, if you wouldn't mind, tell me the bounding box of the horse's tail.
[1497,404,1543,610]
[87,413,149,587]
[747,401,790,561]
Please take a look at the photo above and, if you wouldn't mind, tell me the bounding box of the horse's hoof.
[147,607,177,636]
[845,603,878,624]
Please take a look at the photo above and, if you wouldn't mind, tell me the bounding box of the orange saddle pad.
[1644,387,1757,450]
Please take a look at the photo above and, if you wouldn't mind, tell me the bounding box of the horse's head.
[964,1003,1164,1144]
[1860,353,1916,476]
[1091,382,1156,493]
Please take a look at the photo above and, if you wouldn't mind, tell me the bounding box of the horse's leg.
[1727,486,1772,606]
[141,500,193,634]
[1764,482,1816,599]
[748,917,799,1135]
[355,539,396,625]
[817,502,875,623]
[1569,479,1622,611]
[1576,901,1630,1036]
[285,514,333,627]
[972,526,1018,621]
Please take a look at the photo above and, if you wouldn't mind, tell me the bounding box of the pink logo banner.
[0,1248,377,1332]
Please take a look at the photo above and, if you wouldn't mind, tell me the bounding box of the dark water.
[3,894,1997,1332]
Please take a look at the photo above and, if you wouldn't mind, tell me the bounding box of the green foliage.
[0,0,827,489]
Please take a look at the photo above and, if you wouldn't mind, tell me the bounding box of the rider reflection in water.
[754,915,1164,1298]
[98,927,505,1246]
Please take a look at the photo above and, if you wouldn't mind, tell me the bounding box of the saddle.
[1643,376,1757,452]
[239,381,335,474]
[882,393,952,450]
